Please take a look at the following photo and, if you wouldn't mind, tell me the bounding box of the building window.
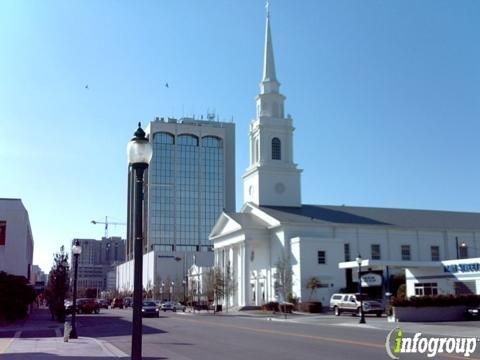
[317,250,326,264]
[430,246,440,261]
[272,138,281,160]
[414,283,438,296]
[255,138,259,163]
[344,243,350,261]
[371,244,381,260]
[401,245,411,261]
[0,221,5,246]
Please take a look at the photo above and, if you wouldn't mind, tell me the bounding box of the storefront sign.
[444,263,480,273]
[360,273,383,287]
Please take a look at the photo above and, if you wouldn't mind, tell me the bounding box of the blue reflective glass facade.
[148,132,224,252]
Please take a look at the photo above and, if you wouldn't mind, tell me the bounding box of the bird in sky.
[85,85,89,90]
[165,83,169,88]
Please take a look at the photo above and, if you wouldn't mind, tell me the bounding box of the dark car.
[465,306,480,320]
[96,299,110,309]
[142,301,159,317]
[111,298,124,309]
[77,298,100,314]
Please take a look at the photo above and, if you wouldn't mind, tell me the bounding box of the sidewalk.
[0,306,127,359]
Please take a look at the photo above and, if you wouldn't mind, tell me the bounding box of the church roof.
[259,204,480,230]
[226,212,271,229]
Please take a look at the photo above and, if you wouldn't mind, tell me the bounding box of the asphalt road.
[74,309,480,360]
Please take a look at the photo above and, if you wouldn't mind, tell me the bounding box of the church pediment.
[209,212,243,239]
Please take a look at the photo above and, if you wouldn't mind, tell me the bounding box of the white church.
[210,9,480,308]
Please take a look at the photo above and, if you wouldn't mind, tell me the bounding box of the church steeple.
[243,3,302,208]
[256,5,285,119]
[260,6,280,95]
[262,12,277,84]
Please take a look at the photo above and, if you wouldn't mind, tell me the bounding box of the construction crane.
[91,216,126,239]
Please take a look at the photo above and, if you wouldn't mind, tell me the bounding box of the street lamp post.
[182,279,187,304]
[171,282,175,302]
[456,237,460,259]
[70,240,82,339]
[127,122,153,360]
[355,255,366,324]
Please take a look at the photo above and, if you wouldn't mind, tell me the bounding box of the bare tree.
[204,266,225,313]
[306,276,321,300]
[274,252,293,303]
[223,262,237,312]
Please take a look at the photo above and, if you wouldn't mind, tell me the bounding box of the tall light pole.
[356,255,366,324]
[182,279,187,304]
[127,122,153,360]
[456,237,460,259]
[70,240,82,339]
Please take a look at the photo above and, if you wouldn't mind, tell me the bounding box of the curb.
[89,337,129,358]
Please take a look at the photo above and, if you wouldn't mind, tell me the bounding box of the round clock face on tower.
[274,182,285,194]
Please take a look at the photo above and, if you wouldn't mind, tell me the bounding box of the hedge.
[0,271,36,322]
[391,294,480,308]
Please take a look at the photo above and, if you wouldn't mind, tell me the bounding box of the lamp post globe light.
[70,239,82,339]
[355,255,366,324]
[127,122,152,360]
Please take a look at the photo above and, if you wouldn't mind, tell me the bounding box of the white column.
[242,243,251,306]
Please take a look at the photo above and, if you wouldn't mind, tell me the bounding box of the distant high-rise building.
[71,236,125,291]
[119,117,235,294]
[0,199,33,281]
[126,117,235,259]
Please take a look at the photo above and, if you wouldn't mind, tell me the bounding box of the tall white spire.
[262,6,277,83]
[261,2,280,94]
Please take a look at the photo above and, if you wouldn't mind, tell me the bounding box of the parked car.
[160,301,186,312]
[96,299,110,309]
[465,306,480,320]
[111,298,124,309]
[76,298,100,314]
[330,293,384,317]
[160,301,174,312]
[172,302,186,312]
[142,301,160,317]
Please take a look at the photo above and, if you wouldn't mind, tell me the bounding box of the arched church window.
[255,138,260,163]
[272,137,281,160]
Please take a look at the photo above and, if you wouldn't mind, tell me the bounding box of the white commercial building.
[405,257,480,297]
[210,11,480,309]
[0,198,34,281]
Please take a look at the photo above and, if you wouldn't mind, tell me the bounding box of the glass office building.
[126,117,235,259]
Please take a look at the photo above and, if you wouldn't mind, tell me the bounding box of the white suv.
[330,293,384,317]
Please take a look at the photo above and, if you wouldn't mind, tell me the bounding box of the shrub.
[0,271,36,322]
[262,301,279,312]
[391,294,480,308]
[298,301,323,313]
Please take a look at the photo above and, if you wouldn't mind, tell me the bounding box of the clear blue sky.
[1,0,479,273]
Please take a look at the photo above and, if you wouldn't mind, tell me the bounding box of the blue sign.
[444,263,480,273]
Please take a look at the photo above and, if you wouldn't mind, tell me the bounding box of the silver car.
[330,293,384,317]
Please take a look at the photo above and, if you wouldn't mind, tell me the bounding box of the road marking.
[173,316,385,349]
[0,331,21,354]
[172,317,480,360]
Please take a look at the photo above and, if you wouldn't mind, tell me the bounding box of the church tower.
[243,7,302,207]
